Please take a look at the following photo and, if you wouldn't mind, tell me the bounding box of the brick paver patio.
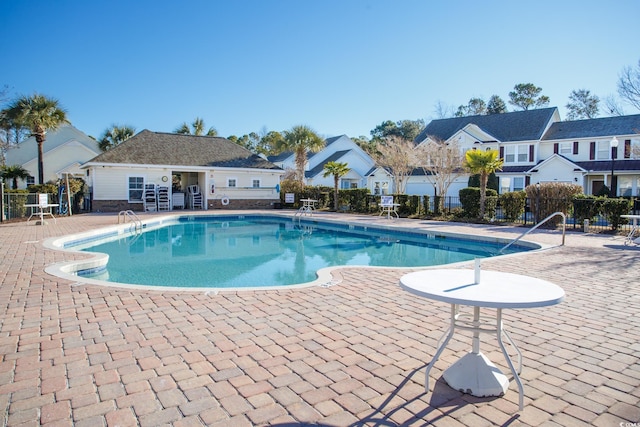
[0,211,639,426]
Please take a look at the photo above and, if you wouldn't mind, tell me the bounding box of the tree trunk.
[479,173,488,218]
[36,135,45,184]
[334,176,339,211]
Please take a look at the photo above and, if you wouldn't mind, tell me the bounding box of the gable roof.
[87,130,282,170]
[6,124,100,165]
[542,114,640,140]
[306,150,350,178]
[415,107,559,143]
[266,135,352,164]
[266,152,292,163]
[325,135,345,145]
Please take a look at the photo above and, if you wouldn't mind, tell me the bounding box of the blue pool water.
[73,215,533,288]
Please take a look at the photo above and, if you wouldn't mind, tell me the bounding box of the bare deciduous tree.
[604,94,626,116]
[433,100,455,119]
[618,59,640,111]
[416,137,465,211]
[372,136,417,194]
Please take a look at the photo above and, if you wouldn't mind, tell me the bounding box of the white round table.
[400,267,565,411]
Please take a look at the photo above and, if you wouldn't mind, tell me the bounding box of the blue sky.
[1,0,638,140]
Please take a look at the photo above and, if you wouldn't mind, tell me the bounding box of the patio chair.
[379,195,399,219]
[157,186,170,211]
[27,193,58,224]
[143,183,157,211]
[188,185,204,209]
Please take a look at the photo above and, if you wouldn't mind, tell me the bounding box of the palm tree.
[175,117,217,136]
[3,94,68,184]
[99,125,136,151]
[323,161,350,211]
[1,164,31,189]
[464,149,504,218]
[275,125,325,185]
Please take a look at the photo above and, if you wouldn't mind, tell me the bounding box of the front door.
[592,180,604,195]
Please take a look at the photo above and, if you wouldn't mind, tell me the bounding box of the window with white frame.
[505,145,530,163]
[373,181,389,195]
[128,176,144,202]
[505,146,515,163]
[499,176,525,193]
[252,179,260,188]
[513,177,525,191]
[619,177,633,197]
[341,179,358,189]
[26,176,35,187]
[517,145,528,162]
[227,178,237,187]
[500,177,510,194]
[559,143,572,155]
[596,141,610,160]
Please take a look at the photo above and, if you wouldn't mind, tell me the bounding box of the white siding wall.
[17,141,100,188]
[406,175,468,198]
[534,157,581,184]
[91,167,283,202]
[205,170,283,201]
[91,167,167,201]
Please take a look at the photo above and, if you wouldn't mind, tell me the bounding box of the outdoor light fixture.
[610,137,619,197]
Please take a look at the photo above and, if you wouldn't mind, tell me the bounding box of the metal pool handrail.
[118,210,143,231]
[499,211,566,254]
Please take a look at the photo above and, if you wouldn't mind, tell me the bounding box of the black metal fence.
[1,192,88,222]
[3,191,639,235]
[362,194,640,234]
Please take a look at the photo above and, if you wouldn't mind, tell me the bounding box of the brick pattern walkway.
[0,212,639,426]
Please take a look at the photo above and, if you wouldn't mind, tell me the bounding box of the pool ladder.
[118,210,143,233]
[499,211,566,254]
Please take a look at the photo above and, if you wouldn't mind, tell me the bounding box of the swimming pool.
[47,214,539,290]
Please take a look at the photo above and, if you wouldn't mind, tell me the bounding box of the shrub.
[301,186,331,209]
[601,198,632,230]
[499,191,526,222]
[459,187,497,219]
[5,189,29,217]
[572,195,605,224]
[337,188,369,212]
[422,195,430,216]
[525,183,582,226]
[468,172,499,192]
[279,179,304,205]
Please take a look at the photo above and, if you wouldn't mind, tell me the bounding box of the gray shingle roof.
[306,150,350,178]
[266,136,348,164]
[575,159,640,172]
[415,107,558,143]
[88,130,281,170]
[542,114,640,140]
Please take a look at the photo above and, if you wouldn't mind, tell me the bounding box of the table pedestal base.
[443,352,509,397]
